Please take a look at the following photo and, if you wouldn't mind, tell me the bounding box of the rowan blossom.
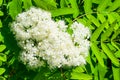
[11,7,90,69]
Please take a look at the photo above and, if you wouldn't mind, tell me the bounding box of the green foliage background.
[0,0,120,80]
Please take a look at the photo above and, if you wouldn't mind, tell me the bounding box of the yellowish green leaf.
[0,53,7,62]
[84,0,92,13]
[0,68,5,75]
[8,0,22,19]
[0,11,3,16]
[101,21,116,41]
[91,42,105,67]
[71,72,92,80]
[69,0,79,18]
[112,65,120,80]
[101,42,119,67]
[97,0,110,12]
[22,0,32,10]
[0,0,3,6]
[0,45,6,52]
[91,21,107,41]
[87,15,100,27]
[0,20,2,28]
[51,8,74,17]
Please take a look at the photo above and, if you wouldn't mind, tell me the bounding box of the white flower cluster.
[11,7,90,69]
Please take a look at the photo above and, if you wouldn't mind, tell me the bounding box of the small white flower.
[57,20,68,31]
[11,7,90,69]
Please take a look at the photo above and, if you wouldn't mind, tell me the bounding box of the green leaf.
[101,21,116,41]
[98,63,107,80]
[107,43,116,52]
[51,8,74,17]
[34,67,50,80]
[106,0,120,12]
[0,76,6,80]
[0,53,7,62]
[0,68,5,75]
[112,12,120,20]
[72,66,85,73]
[112,65,120,80]
[60,0,66,8]
[94,66,99,80]
[0,0,3,6]
[91,42,105,67]
[87,15,100,27]
[85,20,95,30]
[0,11,3,16]
[0,20,2,28]
[22,0,32,10]
[77,18,87,25]
[8,56,15,66]
[112,28,118,37]
[71,72,92,80]
[115,50,120,58]
[0,61,2,66]
[97,14,106,23]
[97,14,109,29]
[107,13,116,24]
[86,53,95,73]
[92,0,102,4]
[69,0,79,18]
[84,0,92,13]
[111,29,120,50]
[97,0,110,12]
[0,32,4,42]
[8,0,22,19]
[91,21,107,41]
[33,0,57,10]
[0,45,6,52]
[101,42,119,67]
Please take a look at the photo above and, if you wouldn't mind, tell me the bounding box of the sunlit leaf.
[106,0,120,12]
[101,21,116,41]
[92,0,102,4]
[0,61,2,66]
[91,21,107,41]
[0,0,3,6]
[87,15,100,27]
[93,66,99,80]
[60,0,66,8]
[97,0,110,12]
[97,14,106,23]
[86,53,95,73]
[51,8,74,17]
[33,0,57,10]
[0,68,5,75]
[111,29,120,50]
[0,11,3,16]
[101,42,119,67]
[22,0,33,10]
[0,45,6,52]
[0,20,2,28]
[71,72,92,80]
[0,32,4,42]
[115,50,120,58]
[84,0,92,13]
[98,63,107,80]
[69,0,79,18]
[8,0,22,19]
[91,42,105,67]
[72,66,85,73]
[0,53,7,62]
[107,13,116,24]
[0,76,6,80]
[112,65,120,80]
